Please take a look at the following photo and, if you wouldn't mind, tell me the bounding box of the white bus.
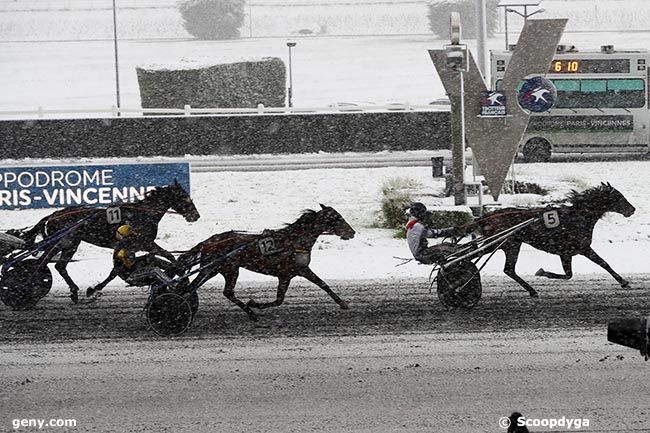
[490,44,650,161]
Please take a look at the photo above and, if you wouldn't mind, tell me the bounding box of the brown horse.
[465,183,635,297]
[178,204,355,321]
[21,181,200,303]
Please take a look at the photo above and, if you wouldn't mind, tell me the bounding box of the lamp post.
[497,1,545,50]
[286,41,296,108]
[112,0,121,116]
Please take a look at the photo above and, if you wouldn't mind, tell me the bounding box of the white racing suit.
[406,217,457,265]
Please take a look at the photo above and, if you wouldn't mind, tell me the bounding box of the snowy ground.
[1,159,648,291]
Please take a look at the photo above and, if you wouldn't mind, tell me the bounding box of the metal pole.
[504,8,509,50]
[249,0,252,38]
[456,70,467,205]
[287,42,296,108]
[112,0,121,116]
[475,0,487,79]
[288,47,292,107]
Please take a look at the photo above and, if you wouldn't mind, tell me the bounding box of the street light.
[286,41,296,108]
[112,0,121,116]
[497,0,545,50]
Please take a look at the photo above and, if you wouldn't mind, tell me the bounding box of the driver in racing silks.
[86,224,176,298]
[111,224,175,288]
[406,202,463,265]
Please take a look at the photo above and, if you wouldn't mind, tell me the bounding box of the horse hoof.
[339,300,350,310]
[534,268,545,277]
[530,291,539,298]
[70,291,79,304]
[620,280,630,288]
[86,287,95,298]
[246,299,258,309]
[247,313,259,322]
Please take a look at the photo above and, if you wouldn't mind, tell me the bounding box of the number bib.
[258,237,282,255]
[542,210,560,229]
[106,207,122,224]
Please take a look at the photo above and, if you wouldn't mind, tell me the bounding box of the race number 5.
[542,210,560,228]
[106,207,122,224]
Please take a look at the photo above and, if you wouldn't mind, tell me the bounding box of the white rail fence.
[1,0,648,41]
[0,102,450,120]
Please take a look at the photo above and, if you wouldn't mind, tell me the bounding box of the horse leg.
[53,244,82,303]
[535,254,573,280]
[247,276,291,310]
[220,269,258,321]
[86,268,118,298]
[502,243,539,297]
[296,267,349,309]
[580,246,629,288]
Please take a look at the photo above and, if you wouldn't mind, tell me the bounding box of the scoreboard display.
[549,58,631,74]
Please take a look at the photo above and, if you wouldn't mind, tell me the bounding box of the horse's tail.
[20,216,49,247]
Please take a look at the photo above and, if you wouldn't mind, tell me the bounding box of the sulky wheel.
[146,292,193,337]
[0,259,53,310]
[186,290,199,317]
[436,260,482,309]
[172,279,199,317]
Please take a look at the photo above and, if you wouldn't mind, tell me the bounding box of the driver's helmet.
[408,202,428,220]
[115,224,133,240]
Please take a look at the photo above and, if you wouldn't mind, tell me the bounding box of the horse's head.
[599,182,635,217]
[319,204,355,240]
[165,180,201,222]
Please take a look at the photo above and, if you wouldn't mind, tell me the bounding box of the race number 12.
[542,210,560,228]
[106,207,122,224]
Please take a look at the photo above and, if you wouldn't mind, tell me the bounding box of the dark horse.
[466,182,635,297]
[177,204,355,321]
[21,181,200,303]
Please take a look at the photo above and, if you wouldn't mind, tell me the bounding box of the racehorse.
[21,181,200,303]
[465,182,635,297]
[177,204,355,321]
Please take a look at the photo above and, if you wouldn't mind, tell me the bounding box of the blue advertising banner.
[0,163,190,210]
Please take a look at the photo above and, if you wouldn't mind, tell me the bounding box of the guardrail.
[0,102,450,120]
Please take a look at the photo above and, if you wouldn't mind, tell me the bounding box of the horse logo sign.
[480,90,507,116]
[517,76,557,113]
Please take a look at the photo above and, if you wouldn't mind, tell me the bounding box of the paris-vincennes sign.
[0,162,190,210]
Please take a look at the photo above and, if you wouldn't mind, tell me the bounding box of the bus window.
[608,79,644,91]
[581,80,607,92]
[553,80,580,91]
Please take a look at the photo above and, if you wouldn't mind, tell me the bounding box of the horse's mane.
[143,184,170,199]
[566,183,614,208]
[284,209,319,229]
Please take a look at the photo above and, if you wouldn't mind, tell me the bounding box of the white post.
[184,104,191,116]
[475,0,487,80]
[112,0,121,117]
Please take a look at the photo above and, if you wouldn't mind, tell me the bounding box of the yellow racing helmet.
[115,224,132,240]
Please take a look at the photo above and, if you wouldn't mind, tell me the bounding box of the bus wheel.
[522,138,551,162]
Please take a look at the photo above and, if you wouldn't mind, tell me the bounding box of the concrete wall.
[0,111,451,159]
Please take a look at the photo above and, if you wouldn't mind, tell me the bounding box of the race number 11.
[543,210,560,228]
[106,207,122,224]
